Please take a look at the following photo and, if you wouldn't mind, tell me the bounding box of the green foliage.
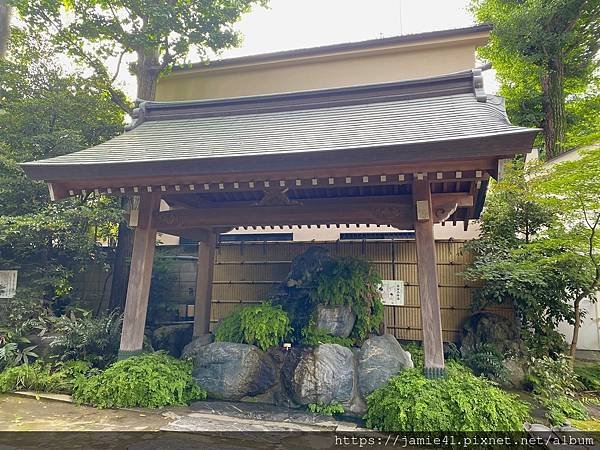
[471,0,600,156]
[0,29,124,307]
[460,343,508,383]
[14,0,267,103]
[464,157,600,357]
[575,363,600,391]
[214,311,244,344]
[544,396,589,426]
[365,361,530,432]
[526,355,589,425]
[307,401,345,416]
[0,339,38,370]
[215,303,291,351]
[310,258,384,342]
[300,320,354,347]
[147,257,178,325]
[0,360,95,394]
[44,309,122,368]
[72,352,206,408]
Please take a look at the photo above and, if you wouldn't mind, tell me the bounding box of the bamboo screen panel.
[209,240,513,343]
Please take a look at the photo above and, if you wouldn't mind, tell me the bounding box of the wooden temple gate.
[22,70,538,376]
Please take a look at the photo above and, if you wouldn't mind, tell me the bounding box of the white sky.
[222,0,474,58]
[112,0,499,97]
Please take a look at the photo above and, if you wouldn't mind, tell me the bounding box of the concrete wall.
[156,32,488,101]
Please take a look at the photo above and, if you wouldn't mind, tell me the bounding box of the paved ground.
[0,394,363,449]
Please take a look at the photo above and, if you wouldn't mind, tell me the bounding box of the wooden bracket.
[256,187,301,207]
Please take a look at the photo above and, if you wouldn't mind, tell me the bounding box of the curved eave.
[22,129,538,183]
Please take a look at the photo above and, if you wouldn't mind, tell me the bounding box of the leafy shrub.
[575,363,600,391]
[0,338,38,370]
[365,361,529,431]
[215,303,291,351]
[460,343,508,382]
[310,258,383,342]
[72,352,206,408]
[544,396,588,425]
[308,401,345,416]
[526,355,588,425]
[526,355,583,396]
[0,360,95,394]
[44,309,122,368]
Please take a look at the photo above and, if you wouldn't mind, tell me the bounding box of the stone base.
[423,366,447,379]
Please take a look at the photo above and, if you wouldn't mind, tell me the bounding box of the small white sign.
[378,280,405,306]
[0,270,18,298]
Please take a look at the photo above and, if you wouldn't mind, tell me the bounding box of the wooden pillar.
[193,231,217,337]
[118,194,160,358]
[413,178,445,378]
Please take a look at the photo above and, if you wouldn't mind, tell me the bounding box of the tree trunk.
[0,0,12,58]
[135,46,162,100]
[570,298,581,358]
[540,57,565,159]
[108,46,163,310]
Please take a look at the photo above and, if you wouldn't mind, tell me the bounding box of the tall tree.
[536,149,600,357]
[471,0,600,158]
[0,0,11,58]
[0,30,124,308]
[465,154,600,358]
[14,0,267,106]
[13,0,266,310]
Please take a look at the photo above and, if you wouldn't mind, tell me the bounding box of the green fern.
[308,401,345,416]
[215,303,291,351]
[310,258,384,343]
[365,361,530,432]
[72,352,206,408]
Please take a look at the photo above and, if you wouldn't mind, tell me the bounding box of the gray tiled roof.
[22,70,538,181]
[25,95,529,165]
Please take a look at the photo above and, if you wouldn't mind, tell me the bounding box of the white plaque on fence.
[0,270,18,298]
[378,280,405,306]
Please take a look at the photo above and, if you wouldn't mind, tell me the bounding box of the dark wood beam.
[51,159,497,200]
[153,193,472,230]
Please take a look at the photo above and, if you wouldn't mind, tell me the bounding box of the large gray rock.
[285,344,355,406]
[192,342,277,400]
[357,334,413,397]
[315,305,356,338]
[502,358,526,389]
[181,333,215,360]
[461,312,521,355]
